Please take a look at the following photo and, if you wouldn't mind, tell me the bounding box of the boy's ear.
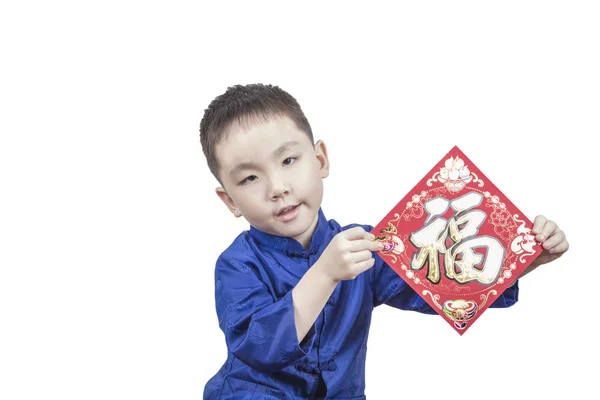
[314,140,330,178]
[215,187,242,218]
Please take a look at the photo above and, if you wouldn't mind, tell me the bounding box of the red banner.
[371,146,542,334]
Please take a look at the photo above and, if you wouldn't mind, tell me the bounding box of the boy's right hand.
[315,226,384,282]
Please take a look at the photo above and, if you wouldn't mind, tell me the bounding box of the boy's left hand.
[531,215,569,267]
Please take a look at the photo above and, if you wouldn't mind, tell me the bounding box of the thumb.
[344,226,374,241]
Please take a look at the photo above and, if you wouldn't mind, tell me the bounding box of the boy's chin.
[264,208,317,236]
[282,209,319,239]
[271,220,311,238]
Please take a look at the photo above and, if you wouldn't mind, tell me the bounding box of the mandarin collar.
[249,208,329,258]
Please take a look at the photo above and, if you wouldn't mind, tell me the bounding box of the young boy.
[199,84,569,399]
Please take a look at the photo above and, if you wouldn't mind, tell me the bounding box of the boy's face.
[215,115,329,248]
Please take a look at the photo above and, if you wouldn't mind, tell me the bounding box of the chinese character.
[409,192,505,285]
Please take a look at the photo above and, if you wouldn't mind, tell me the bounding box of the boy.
[199,84,569,399]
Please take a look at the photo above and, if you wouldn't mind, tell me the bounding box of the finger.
[548,238,569,254]
[353,257,376,276]
[371,240,384,252]
[541,230,568,253]
[536,220,558,242]
[344,226,371,241]
[351,249,375,263]
[532,215,548,235]
[348,239,384,252]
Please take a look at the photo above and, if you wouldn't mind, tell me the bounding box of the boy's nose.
[268,178,290,200]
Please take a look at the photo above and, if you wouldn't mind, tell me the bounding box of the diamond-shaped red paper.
[371,146,542,334]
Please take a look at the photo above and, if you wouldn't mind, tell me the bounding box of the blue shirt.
[203,209,518,399]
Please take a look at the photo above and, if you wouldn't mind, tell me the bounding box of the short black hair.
[199,84,314,183]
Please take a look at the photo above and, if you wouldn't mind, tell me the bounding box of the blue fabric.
[204,209,518,399]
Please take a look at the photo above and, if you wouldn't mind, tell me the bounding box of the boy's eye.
[240,175,258,185]
[282,157,297,166]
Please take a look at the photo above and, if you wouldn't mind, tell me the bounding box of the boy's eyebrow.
[273,140,300,156]
[229,162,257,176]
[229,141,301,176]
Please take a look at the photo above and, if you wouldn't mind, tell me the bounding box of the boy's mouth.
[276,204,300,221]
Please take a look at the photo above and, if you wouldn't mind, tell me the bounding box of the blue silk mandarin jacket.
[204,209,518,399]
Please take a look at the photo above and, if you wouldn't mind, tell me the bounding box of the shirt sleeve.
[372,252,438,313]
[214,253,317,373]
[367,225,519,313]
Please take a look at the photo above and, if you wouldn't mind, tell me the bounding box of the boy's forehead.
[223,113,297,138]
[217,115,311,163]
[224,112,281,134]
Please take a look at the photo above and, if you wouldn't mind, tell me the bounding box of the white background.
[1,1,598,399]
